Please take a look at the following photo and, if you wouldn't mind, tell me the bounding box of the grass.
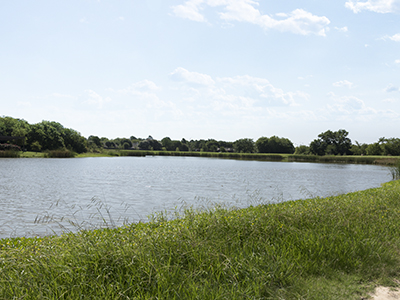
[0,150,20,158]
[14,149,400,166]
[1,181,400,299]
[390,160,400,180]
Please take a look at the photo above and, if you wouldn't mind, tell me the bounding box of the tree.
[294,145,310,155]
[234,138,255,153]
[88,135,102,148]
[350,141,368,155]
[256,136,294,154]
[0,116,30,147]
[138,140,151,150]
[366,143,382,156]
[206,139,219,152]
[161,137,174,151]
[309,129,352,156]
[381,138,400,156]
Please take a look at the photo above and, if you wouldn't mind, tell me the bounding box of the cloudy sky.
[1,0,399,145]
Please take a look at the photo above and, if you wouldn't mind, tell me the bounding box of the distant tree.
[256,136,294,154]
[180,143,189,151]
[219,140,234,150]
[151,140,163,151]
[63,128,87,153]
[138,140,151,150]
[350,141,368,155]
[309,129,351,156]
[0,116,31,146]
[366,142,382,156]
[31,141,42,152]
[206,139,219,152]
[171,140,182,151]
[88,135,102,149]
[294,145,310,155]
[120,138,132,148]
[234,138,255,153]
[381,138,400,156]
[161,137,174,151]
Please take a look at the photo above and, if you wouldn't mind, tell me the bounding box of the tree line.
[1,116,399,156]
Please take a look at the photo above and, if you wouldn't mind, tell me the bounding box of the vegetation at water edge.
[2,116,400,160]
[1,180,400,299]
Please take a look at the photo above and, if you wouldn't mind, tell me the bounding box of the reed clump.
[45,149,76,158]
[1,181,400,299]
[0,150,20,158]
[390,160,400,180]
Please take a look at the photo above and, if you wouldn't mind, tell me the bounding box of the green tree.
[88,135,102,148]
[0,116,30,147]
[31,141,42,152]
[294,145,310,155]
[206,139,219,152]
[256,136,294,154]
[234,138,255,153]
[381,138,400,156]
[310,129,352,156]
[350,141,368,155]
[366,143,382,156]
[161,137,174,151]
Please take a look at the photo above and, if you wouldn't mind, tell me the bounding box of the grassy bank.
[13,149,400,165]
[1,181,400,299]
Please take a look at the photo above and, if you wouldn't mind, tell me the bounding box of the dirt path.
[369,286,400,300]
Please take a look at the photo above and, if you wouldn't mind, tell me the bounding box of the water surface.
[0,156,392,238]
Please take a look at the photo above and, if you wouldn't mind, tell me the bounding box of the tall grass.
[45,149,76,158]
[390,160,400,180]
[0,150,20,158]
[1,181,400,299]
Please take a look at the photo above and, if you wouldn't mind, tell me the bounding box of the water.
[0,156,392,238]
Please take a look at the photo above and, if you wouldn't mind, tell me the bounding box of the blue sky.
[1,0,399,145]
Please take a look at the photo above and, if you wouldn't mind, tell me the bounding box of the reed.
[0,150,20,158]
[390,160,400,180]
[45,149,76,158]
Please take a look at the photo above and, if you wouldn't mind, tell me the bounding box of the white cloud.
[395,59,400,64]
[172,0,330,36]
[258,9,330,36]
[85,90,111,109]
[383,98,398,103]
[170,67,215,86]
[17,101,32,108]
[172,0,206,22]
[333,80,354,88]
[382,33,400,41]
[168,68,308,111]
[326,92,399,120]
[345,0,399,13]
[217,75,307,106]
[51,93,77,99]
[114,80,160,95]
[335,26,348,32]
[384,84,400,93]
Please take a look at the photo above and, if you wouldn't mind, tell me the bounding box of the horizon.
[1,1,399,146]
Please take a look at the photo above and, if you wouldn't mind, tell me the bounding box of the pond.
[0,156,392,238]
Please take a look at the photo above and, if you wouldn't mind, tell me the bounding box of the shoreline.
[10,150,400,166]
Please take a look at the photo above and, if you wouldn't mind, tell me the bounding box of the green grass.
[16,150,400,166]
[1,181,400,299]
[0,150,21,158]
